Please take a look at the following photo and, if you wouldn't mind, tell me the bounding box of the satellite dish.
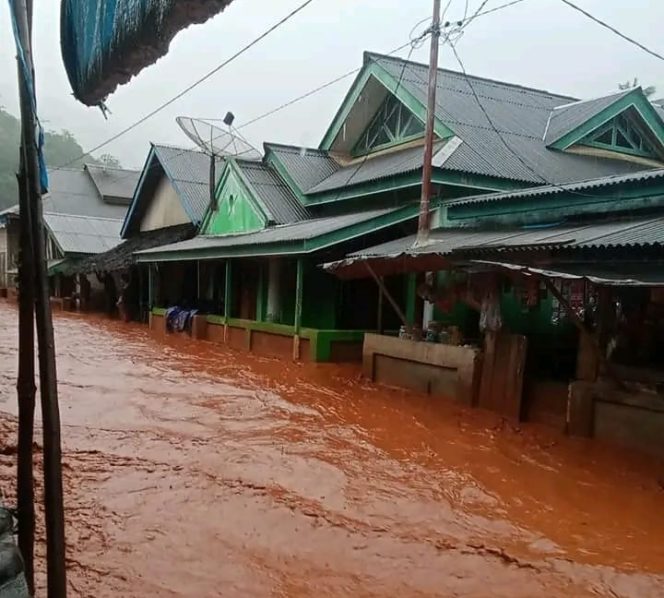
[176,116,262,161]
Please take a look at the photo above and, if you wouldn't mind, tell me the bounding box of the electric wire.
[53,0,317,170]
[560,0,664,63]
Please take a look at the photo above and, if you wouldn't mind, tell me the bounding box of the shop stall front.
[489,260,664,458]
[324,226,664,457]
[324,239,528,413]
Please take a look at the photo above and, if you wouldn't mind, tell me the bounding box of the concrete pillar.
[266,258,282,323]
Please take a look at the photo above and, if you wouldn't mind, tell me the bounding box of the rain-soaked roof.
[323,215,664,279]
[44,213,123,256]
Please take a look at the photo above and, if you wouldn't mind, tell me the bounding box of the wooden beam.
[365,262,408,326]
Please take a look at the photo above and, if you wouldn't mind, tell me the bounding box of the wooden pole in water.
[15,101,36,597]
[14,0,37,590]
[416,0,442,245]
[12,0,68,594]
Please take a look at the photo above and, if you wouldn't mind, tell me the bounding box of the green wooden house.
[135,51,664,362]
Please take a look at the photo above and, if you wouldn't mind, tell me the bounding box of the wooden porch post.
[256,262,265,322]
[224,259,232,343]
[293,258,304,360]
[147,264,154,310]
[377,277,384,334]
[196,260,201,301]
[405,273,417,326]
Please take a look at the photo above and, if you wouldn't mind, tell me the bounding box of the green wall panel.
[204,168,265,235]
[301,260,338,330]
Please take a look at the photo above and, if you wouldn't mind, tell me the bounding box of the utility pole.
[416,0,442,245]
[11,0,68,595]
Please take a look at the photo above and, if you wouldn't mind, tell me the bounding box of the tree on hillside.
[99,153,122,169]
[618,77,656,98]
[0,107,122,210]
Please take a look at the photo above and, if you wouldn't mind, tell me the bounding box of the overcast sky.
[0,0,662,170]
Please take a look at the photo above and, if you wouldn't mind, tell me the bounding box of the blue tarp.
[60,0,234,106]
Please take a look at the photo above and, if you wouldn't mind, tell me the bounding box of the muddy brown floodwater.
[0,303,663,597]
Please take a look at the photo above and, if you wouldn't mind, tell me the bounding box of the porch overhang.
[135,204,422,263]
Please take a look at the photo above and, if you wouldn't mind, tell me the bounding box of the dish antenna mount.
[176,114,262,209]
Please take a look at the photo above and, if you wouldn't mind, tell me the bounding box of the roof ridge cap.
[367,51,578,101]
[43,211,124,222]
[84,163,140,174]
[552,88,635,112]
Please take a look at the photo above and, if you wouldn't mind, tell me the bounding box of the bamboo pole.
[12,0,67,594]
[15,142,36,595]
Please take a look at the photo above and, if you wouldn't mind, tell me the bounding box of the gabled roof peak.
[551,88,635,112]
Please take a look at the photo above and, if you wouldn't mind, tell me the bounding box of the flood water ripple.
[0,303,663,597]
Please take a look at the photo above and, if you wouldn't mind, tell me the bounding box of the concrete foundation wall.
[362,333,481,405]
[569,381,664,457]
[149,310,363,363]
[250,329,293,359]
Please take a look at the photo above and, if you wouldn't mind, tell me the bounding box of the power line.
[74,40,420,191]
[56,0,532,191]
[463,0,527,24]
[560,0,664,63]
[447,41,605,198]
[54,0,317,170]
[146,0,529,200]
[235,66,369,131]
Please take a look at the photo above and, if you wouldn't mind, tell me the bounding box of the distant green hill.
[0,107,120,210]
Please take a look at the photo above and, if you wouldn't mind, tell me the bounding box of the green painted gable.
[352,92,425,156]
[580,109,661,159]
[319,58,454,152]
[549,88,664,159]
[201,163,266,236]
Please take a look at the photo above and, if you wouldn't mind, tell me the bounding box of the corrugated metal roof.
[137,206,405,258]
[265,143,340,192]
[307,141,443,195]
[343,215,664,261]
[84,164,141,205]
[543,90,632,145]
[152,144,223,224]
[234,160,310,224]
[0,204,19,222]
[447,167,664,207]
[360,53,649,185]
[43,168,129,219]
[44,212,123,255]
